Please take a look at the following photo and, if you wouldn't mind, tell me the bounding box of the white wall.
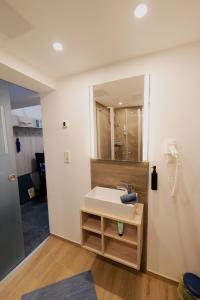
[13,128,43,175]
[41,42,200,281]
[12,105,42,119]
[12,105,43,188]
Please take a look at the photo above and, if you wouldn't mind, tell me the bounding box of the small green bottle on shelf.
[117,222,124,236]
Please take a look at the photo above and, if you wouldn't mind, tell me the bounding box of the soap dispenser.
[151,166,158,190]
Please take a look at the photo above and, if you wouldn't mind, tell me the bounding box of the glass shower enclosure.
[96,106,143,161]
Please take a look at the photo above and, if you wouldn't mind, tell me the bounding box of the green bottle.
[117,222,124,236]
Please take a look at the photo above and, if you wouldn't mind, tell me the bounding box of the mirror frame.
[89,74,150,162]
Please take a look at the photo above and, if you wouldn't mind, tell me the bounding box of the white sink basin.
[83,186,137,220]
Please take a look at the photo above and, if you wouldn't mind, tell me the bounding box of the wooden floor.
[0,236,178,300]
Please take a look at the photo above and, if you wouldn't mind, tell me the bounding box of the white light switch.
[64,151,71,163]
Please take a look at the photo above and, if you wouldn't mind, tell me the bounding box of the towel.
[120,192,138,204]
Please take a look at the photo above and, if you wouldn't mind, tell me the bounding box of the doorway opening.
[10,83,50,257]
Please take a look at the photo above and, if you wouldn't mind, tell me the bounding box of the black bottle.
[151,166,158,190]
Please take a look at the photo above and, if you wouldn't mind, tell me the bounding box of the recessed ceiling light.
[134,3,148,18]
[118,102,123,106]
[52,42,63,52]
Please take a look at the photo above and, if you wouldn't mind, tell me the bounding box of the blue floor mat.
[21,196,50,256]
[22,271,97,300]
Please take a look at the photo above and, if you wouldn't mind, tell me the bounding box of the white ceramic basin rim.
[84,186,137,220]
[85,186,127,204]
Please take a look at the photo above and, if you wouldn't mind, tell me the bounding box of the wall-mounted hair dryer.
[165,140,179,197]
[165,140,179,158]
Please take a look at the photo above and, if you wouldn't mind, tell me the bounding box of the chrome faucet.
[116,183,132,194]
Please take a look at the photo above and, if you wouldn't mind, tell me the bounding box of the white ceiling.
[94,75,144,108]
[1,0,200,79]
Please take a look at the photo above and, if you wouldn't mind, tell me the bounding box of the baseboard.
[146,270,179,285]
[50,233,81,248]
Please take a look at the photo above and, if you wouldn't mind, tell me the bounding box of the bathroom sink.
[83,186,137,220]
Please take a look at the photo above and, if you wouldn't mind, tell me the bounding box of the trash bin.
[178,273,200,300]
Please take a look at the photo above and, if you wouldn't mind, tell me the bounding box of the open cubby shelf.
[104,237,138,268]
[82,230,102,254]
[81,205,143,270]
[82,212,101,234]
[104,218,138,245]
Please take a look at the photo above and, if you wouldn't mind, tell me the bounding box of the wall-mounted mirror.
[90,75,149,162]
